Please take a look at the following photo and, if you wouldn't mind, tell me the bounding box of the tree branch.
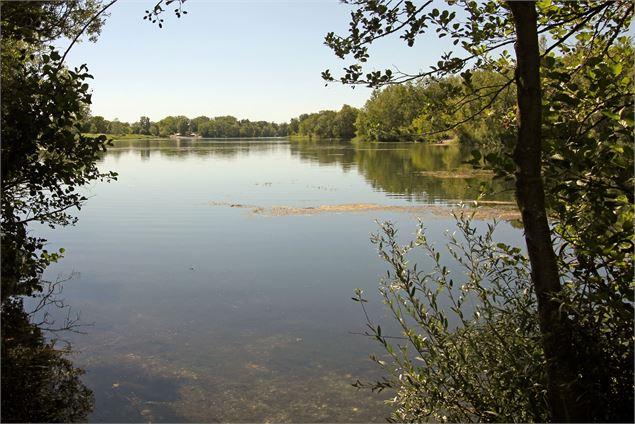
[56,0,119,72]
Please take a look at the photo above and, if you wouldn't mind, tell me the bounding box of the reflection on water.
[107,138,514,204]
[38,139,519,422]
[289,140,514,203]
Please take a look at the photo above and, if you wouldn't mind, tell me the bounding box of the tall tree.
[1,1,117,420]
[323,0,633,421]
[138,115,152,134]
[507,4,583,420]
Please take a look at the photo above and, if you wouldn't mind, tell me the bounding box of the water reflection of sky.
[36,140,522,422]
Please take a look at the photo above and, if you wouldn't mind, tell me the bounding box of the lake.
[37,138,520,422]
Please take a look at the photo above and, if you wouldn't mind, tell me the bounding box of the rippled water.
[37,139,520,422]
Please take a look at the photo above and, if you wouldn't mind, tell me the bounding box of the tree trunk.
[506,2,587,422]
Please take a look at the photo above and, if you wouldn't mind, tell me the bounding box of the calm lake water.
[38,138,520,422]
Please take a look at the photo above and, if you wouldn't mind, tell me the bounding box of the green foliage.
[328,0,633,421]
[107,118,130,135]
[138,115,152,134]
[196,115,285,138]
[1,43,116,301]
[361,207,633,421]
[449,71,516,147]
[176,115,190,135]
[85,114,289,138]
[356,215,549,422]
[354,72,516,144]
[542,40,633,290]
[290,105,359,140]
[541,38,634,423]
[0,0,108,44]
[355,84,424,141]
[189,115,209,135]
[1,2,113,420]
[478,13,635,420]
[323,0,517,87]
[86,115,108,133]
[334,104,358,139]
[298,110,337,138]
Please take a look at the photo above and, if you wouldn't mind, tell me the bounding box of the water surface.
[39,139,519,422]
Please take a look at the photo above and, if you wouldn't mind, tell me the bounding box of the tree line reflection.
[105,139,514,203]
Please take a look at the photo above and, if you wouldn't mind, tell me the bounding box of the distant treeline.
[288,69,515,144]
[81,115,289,138]
[82,106,361,140]
[84,70,514,144]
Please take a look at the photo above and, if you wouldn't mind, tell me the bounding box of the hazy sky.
[60,0,455,123]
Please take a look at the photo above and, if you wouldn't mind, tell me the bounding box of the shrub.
[354,213,550,422]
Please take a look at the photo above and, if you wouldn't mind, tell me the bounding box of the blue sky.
[60,0,455,123]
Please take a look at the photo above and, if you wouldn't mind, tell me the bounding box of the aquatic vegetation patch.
[207,200,520,220]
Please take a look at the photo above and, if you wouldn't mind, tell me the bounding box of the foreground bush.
[354,214,549,422]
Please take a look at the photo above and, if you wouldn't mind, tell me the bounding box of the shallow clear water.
[37,139,520,422]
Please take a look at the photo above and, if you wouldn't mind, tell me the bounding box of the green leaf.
[602,110,620,121]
